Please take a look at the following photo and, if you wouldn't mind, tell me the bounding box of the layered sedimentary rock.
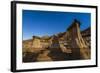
[81,27,91,59]
[23,19,91,62]
[66,20,89,59]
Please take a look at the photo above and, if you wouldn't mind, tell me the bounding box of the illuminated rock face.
[32,38,40,48]
[23,19,91,62]
[66,19,89,59]
[32,37,42,49]
[81,27,91,59]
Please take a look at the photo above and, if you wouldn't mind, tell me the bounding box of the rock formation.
[23,19,91,62]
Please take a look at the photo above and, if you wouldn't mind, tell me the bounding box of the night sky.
[22,10,91,40]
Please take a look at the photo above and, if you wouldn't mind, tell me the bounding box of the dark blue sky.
[22,10,91,40]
